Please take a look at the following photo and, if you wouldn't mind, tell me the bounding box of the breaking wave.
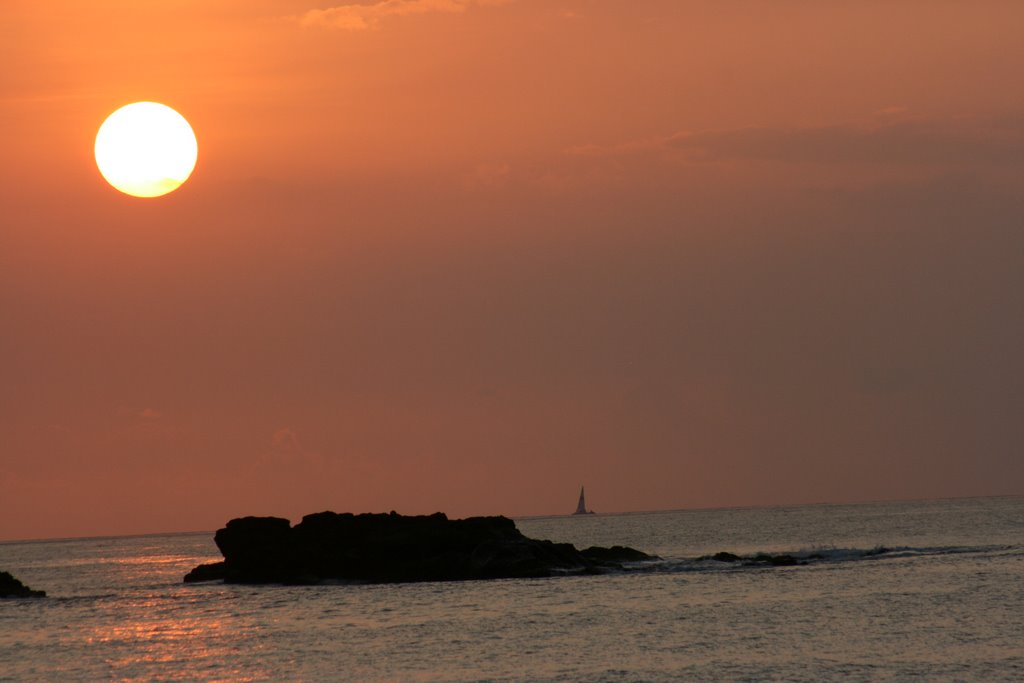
[624,543,1019,574]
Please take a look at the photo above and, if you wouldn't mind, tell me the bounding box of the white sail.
[573,486,591,515]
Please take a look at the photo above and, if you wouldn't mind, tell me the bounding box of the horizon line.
[2,492,1021,545]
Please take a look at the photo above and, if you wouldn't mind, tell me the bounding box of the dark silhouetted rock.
[698,551,806,567]
[214,516,294,583]
[0,571,45,598]
[581,545,656,563]
[184,562,227,583]
[747,553,803,567]
[185,511,655,585]
[703,551,742,562]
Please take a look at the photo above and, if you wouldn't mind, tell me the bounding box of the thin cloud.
[667,118,1024,167]
[564,138,664,158]
[876,106,910,117]
[566,116,1024,169]
[299,0,511,31]
[464,161,511,188]
[114,405,164,421]
[271,427,304,452]
[267,427,327,468]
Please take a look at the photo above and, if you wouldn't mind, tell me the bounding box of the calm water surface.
[2,497,1022,681]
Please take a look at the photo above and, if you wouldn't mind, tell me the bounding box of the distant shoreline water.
[4,493,1020,545]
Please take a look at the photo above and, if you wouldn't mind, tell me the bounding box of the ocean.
[1,496,1022,681]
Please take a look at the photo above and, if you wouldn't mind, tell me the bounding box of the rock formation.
[185,511,654,585]
[0,571,46,598]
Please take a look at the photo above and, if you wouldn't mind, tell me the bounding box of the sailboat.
[573,486,595,515]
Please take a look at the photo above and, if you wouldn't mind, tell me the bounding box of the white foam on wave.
[629,543,1019,575]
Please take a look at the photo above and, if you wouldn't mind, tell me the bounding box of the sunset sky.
[3,0,1023,540]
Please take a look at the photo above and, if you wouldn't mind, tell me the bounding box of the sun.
[94,102,198,198]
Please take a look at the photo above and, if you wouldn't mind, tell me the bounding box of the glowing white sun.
[94,102,198,198]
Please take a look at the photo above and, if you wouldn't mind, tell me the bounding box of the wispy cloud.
[566,116,1024,169]
[667,118,1024,166]
[271,427,304,453]
[464,161,511,188]
[299,0,511,31]
[114,405,164,421]
[267,427,326,468]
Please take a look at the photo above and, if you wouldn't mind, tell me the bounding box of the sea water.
[1,496,1022,682]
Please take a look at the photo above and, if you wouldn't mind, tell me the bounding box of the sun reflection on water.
[80,594,269,682]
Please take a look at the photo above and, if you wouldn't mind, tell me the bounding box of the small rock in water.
[748,553,803,567]
[765,554,799,566]
[0,571,46,598]
[698,551,805,567]
[709,552,741,562]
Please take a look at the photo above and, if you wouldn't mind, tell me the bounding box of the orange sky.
[2,1,1023,539]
